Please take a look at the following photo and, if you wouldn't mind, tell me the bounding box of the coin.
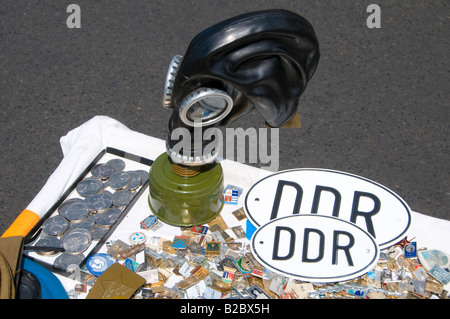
[89,225,109,241]
[54,253,86,271]
[42,215,69,236]
[76,177,103,197]
[60,201,90,222]
[112,190,135,208]
[98,189,113,196]
[62,228,92,254]
[69,214,96,232]
[95,207,122,228]
[125,171,142,191]
[106,158,126,172]
[85,192,112,213]
[91,163,115,180]
[58,198,84,215]
[135,170,149,184]
[35,236,62,256]
[108,171,131,190]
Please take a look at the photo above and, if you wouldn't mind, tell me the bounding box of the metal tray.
[23,147,153,278]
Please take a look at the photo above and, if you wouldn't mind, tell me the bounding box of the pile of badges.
[68,207,449,299]
[306,240,450,299]
[29,157,149,272]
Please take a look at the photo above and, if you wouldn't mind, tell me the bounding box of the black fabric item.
[167,9,319,155]
[16,269,42,299]
[170,9,319,127]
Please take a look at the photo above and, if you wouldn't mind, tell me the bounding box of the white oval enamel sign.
[251,215,380,282]
[244,169,412,249]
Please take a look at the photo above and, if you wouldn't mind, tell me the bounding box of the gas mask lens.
[179,88,233,126]
[163,55,233,127]
[188,95,227,121]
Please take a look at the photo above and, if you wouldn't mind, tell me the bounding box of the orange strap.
[1,209,40,238]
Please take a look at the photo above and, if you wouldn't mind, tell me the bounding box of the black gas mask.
[163,9,320,166]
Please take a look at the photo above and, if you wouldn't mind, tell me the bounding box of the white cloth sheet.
[23,116,450,292]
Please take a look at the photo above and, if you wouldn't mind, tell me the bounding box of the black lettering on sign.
[350,191,381,238]
[270,180,302,220]
[269,181,382,241]
[332,230,355,266]
[272,226,296,260]
[311,185,342,217]
[302,228,325,263]
[271,226,357,267]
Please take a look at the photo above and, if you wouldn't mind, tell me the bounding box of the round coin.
[58,198,84,215]
[62,228,92,254]
[85,192,112,213]
[97,189,113,197]
[91,163,115,180]
[89,225,109,241]
[60,201,90,222]
[35,236,62,256]
[76,177,103,197]
[112,190,134,208]
[106,158,126,172]
[42,215,69,236]
[134,170,149,184]
[108,171,131,190]
[95,207,122,228]
[69,214,95,232]
[54,253,85,271]
[125,171,142,191]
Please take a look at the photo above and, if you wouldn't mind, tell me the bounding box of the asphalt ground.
[0,0,448,235]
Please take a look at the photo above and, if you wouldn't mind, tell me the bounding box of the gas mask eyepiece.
[164,55,233,127]
[178,87,233,127]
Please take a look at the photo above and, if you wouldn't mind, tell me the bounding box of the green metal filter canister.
[148,153,224,226]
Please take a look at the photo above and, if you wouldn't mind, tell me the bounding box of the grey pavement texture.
[0,0,448,235]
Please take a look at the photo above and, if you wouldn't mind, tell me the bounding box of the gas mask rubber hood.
[164,9,320,164]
